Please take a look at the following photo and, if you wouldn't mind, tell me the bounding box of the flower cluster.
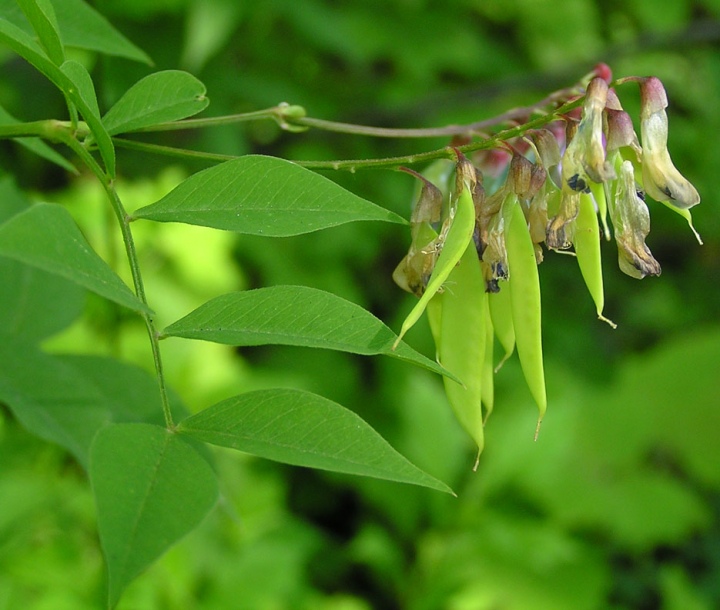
[392,69,701,455]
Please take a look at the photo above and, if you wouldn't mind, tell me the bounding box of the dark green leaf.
[102,70,208,135]
[0,203,149,314]
[0,335,110,467]
[0,22,115,175]
[52,0,151,63]
[132,155,406,236]
[0,341,192,469]
[60,59,115,176]
[177,388,454,494]
[162,285,454,379]
[0,15,65,85]
[0,175,32,224]
[56,354,190,426]
[0,258,85,341]
[0,0,151,63]
[90,423,218,608]
[16,0,64,64]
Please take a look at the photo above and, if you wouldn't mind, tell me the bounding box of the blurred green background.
[1,0,720,608]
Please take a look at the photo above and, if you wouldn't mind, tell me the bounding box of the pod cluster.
[392,74,701,457]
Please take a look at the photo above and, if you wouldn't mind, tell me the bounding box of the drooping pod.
[393,163,476,349]
[437,242,487,455]
[574,192,616,328]
[488,282,515,373]
[504,195,547,434]
[481,293,495,425]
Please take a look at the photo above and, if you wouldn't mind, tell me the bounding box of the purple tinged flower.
[639,77,700,209]
[561,77,615,191]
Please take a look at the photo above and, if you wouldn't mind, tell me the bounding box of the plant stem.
[126,104,306,133]
[59,132,175,429]
[290,86,583,138]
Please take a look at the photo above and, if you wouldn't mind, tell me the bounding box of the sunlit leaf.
[177,388,454,494]
[102,70,208,135]
[0,203,149,314]
[90,423,218,608]
[132,155,406,236]
[162,285,453,379]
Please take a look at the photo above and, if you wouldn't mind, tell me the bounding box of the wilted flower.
[639,77,700,209]
[562,77,615,192]
[611,160,661,279]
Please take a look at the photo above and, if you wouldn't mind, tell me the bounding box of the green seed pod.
[488,282,515,372]
[438,242,487,455]
[588,179,611,240]
[393,175,476,348]
[481,293,495,424]
[574,193,616,328]
[505,196,547,432]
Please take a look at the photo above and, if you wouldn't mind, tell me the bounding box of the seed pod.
[505,196,547,429]
[438,242,487,455]
[574,193,616,327]
[481,294,495,423]
[488,281,515,372]
[588,179,611,240]
[393,171,476,348]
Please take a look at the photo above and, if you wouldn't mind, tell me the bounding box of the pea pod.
[588,179,611,240]
[574,192,616,328]
[481,293,495,424]
[438,242,487,455]
[505,196,547,432]
[393,180,475,349]
[488,282,515,372]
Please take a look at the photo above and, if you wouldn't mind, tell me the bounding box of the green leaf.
[0,258,85,341]
[0,335,110,467]
[0,0,151,64]
[162,285,454,380]
[0,103,77,172]
[102,70,209,136]
[0,15,65,85]
[0,341,192,469]
[177,388,454,494]
[0,203,149,314]
[16,0,64,64]
[52,0,151,63]
[132,155,407,236]
[56,354,190,426]
[90,423,218,608]
[60,59,115,176]
[0,21,115,174]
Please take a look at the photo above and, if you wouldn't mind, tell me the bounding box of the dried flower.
[612,160,661,279]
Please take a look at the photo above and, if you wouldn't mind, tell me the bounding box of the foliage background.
[1,0,719,608]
